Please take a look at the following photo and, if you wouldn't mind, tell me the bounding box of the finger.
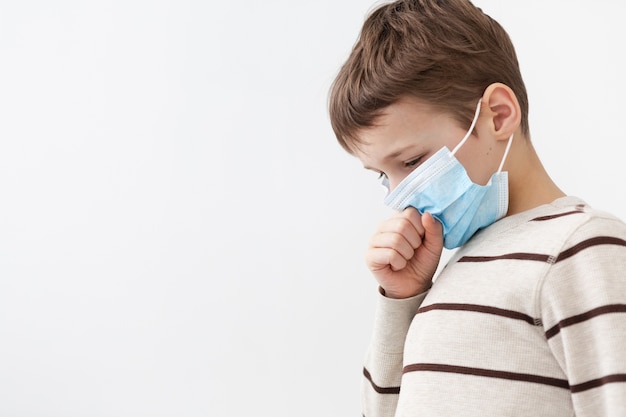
[370,231,416,261]
[376,209,423,249]
[400,207,426,238]
[366,247,408,272]
[421,212,444,252]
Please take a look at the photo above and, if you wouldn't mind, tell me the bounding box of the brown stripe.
[417,303,539,326]
[459,236,626,264]
[363,367,400,395]
[555,236,626,263]
[570,374,626,393]
[531,210,583,221]
[402,363,569,389]
[545,304,626,339]
[458,253,550,263]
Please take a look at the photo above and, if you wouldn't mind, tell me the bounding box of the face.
[354,96,499,191]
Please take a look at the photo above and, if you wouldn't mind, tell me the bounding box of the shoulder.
[557,200,626,256]
[454,196,626,260]
[537,198,626,320]
[528,196,626,275]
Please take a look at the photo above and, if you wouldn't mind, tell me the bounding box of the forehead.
[352,97,452,159]
[356,96,447,137]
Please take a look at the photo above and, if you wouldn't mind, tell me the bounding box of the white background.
[1,1,625,416]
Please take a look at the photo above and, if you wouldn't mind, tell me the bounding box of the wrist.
[379,284,431,299]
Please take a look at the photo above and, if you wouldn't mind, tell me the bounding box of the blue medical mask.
[383,100,513,249]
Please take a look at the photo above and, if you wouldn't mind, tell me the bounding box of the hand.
[365,207,443,299]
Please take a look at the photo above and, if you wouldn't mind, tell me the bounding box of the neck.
[506,138,566,216]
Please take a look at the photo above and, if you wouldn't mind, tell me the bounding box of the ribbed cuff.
[371,289,428,353]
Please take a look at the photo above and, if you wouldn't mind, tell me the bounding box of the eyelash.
[377,157,423,181]
[405,157,422,167]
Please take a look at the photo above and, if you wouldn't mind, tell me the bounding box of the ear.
[480,83,521,140]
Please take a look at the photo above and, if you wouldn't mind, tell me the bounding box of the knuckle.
[388,232,404,248]
[396,218,415,236]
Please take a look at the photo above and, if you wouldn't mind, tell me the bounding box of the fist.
[365,207,443,298]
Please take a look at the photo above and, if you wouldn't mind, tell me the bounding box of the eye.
[404,157,422,167]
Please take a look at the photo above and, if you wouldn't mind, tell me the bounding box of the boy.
[328,1,626,416]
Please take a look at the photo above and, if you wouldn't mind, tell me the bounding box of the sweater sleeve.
[362,289,427,417]
[539,216,626,416]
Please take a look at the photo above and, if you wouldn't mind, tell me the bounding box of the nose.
[385,175,407,193]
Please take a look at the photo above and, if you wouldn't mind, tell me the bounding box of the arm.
[362,290,427,417]
[540,217,626,416]
[361,208,443,416]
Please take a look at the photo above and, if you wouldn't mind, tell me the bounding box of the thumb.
[422,212,444,253]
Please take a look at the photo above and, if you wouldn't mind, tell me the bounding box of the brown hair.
[328,0,529,154]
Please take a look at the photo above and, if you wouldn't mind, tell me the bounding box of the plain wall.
[1,1,625,416]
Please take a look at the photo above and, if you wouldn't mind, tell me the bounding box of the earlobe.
[481,83,521,139]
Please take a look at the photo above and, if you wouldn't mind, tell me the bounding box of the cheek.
[469,167,494,186]
[456,147,498,186]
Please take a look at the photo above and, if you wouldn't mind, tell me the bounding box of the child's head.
[328,0,528,154]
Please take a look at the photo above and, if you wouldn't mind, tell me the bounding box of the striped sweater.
[362,196,626,416]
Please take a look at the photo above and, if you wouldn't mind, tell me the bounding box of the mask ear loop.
[497,133,514,173]
[451,99,483,156]
[450,98,515,173]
